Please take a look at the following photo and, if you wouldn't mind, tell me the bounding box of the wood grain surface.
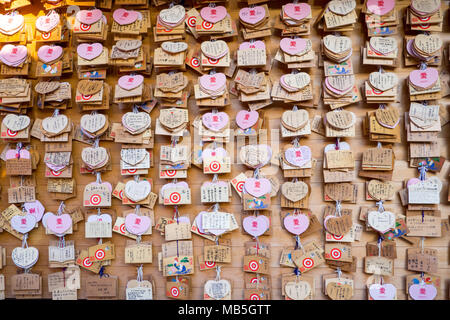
[0,1,449,300]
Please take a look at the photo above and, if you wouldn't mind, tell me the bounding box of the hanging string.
[215,265,221,281]
[97,208,103,245]
[336,267,342,279]
[335,200,342,216]
[96,172,102,184]
[419,61,427,70]
[253,167,260,179]
[376,200,385,213]
[21,233,28,249]
[137,264,144,283]
[377,236,382,257]
[171,136,179,147]
[335,137,340,150]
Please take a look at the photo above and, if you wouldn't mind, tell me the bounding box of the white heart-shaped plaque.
[125,180,151,202]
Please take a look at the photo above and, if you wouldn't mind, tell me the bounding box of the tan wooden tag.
[201,40,228,59]
[369,37,397,55]
[323,35,352,54]
[326,282,353,300]
[159,108,188,129]
[369,71,398,91]
[281,181,308,202]
[375,107,400,128]
[326,110,356,129]
[325,215,353,236]
[367,179,394,201]
[78,80,102,96]
[324,183,353,201]
[285,281,311,300]
[35,81,60,94]
[414,34,442,55]
[281,109,309,130]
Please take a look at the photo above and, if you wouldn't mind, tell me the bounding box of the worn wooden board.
[0,1,449,300]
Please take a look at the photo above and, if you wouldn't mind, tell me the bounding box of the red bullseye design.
[169,192,181,204]
[332,234,344,240]
[202,21,213,30]
[171,287,180,297]
[6,129,17,137]
[418,16,431,22]
[330,248,342,260]
[207,58,219,65]
[95,249,105,260]
[419,24,431,29]
[249,294,260,300]
[191,57,200,67]
[248,260,259,271]
[302,258,314,268]
[90,194,101,205]
[209,161,221,172]
[120,223,126,234]
[51,170,62,176]
[204,261,215,268]
[187,16,196,27]
[82,257,92,267]
[80,24,91,31]
[127,169,137,174]
[165,170,176,177]
[41,32,51,40]
[236,181,245,192]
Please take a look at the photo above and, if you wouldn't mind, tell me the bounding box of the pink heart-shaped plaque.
[77,43,103,61]
[409,68,439,89]
[284,3,311,21]
[35,11,59,33]
[280,38,308,56]
[284,146,312,167]
[369,284,396,300]
[284,214,309,235]
[5,149,30,160]
[199,73,226,92]
[202,112,229,132]
[0,44,27,63]
[76,9,102,25]
[409,284,437,300]
[160,182,189,195]
[200,6,227,23]
[87,214,112,223]
[202,147,227,160]
[46,213,72,235]
[243,215,270,237]
[239,6,266,25]
[244,178,271,198]
[37,45,63,63]
[113,9,138,26]
[239,40,266,51]
[236,110,259,129]
[125,213,151,235]
[24,200,45,222]
[407,178,421,186]
[367,0,395,15]
[195,213,208,234]
[10,214,36,234]
[118,74,144,90]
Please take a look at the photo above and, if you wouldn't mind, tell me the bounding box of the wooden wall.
[0,1,449,299]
